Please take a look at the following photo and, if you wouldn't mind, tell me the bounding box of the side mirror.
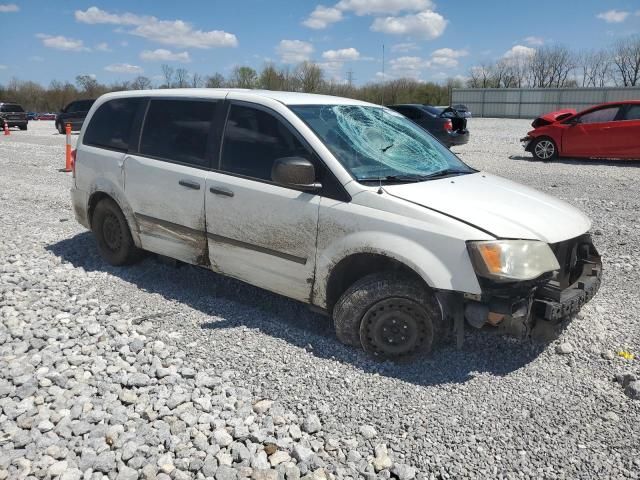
[568,117,579,126]
[271,157,321,191]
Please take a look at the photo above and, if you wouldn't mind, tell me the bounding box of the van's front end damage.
[438,234,602,343]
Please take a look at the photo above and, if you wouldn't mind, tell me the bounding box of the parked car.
[387,104,469,147]
[55,99,95,133]
[452,104,472,118]
[36,113,57,121]
[0,102,28,130]
[522,101,640,161]
[27,112,37,120]
[71,89,601,358]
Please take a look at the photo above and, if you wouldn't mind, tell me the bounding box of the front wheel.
[333,273,445,358]
[532,137,558,161]
[56,122,64,134]
[92,198,143,266]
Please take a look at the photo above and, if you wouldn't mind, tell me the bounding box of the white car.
[70,89,602,358]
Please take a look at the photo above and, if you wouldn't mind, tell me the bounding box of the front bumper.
[520,136,533,152]
[454,234,602,339]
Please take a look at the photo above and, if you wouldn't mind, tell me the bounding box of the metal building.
[451,87,640,119]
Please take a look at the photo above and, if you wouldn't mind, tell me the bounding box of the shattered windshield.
[290,104,474,183]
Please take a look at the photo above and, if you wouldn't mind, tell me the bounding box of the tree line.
[1,34,638,112]
[0,62,457,112]
[468,35,640,88]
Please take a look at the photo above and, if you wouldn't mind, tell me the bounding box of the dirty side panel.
[124,154,207,265]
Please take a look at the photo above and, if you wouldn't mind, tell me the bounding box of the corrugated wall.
[451,87,640,119]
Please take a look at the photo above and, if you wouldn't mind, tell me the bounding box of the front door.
[204,102,320,302]
[124,98,220,265]
[562,105,622,158]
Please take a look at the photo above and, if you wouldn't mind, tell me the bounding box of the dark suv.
[55,99,95,133]
[387,104,469,147]
[0,103,28,130]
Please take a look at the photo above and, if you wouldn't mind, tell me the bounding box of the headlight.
[467,240,560,282]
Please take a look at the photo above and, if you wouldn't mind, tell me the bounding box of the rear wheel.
[19,125,27,131]
[92,198,142,266]
[532,137,558,161]
[333,273,444,358]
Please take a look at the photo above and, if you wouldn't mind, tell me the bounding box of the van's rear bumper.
[71,187,90,229]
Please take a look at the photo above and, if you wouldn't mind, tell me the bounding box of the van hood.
[383,172,591,244]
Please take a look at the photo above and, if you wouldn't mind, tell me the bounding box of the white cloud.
[503,44,536,59]
[429,48,468,68]
[322,47,360,61]
[596,10,629,23]
[95,42,111,52]
[337,0,432,15]
[75,6,238,49]
[523,36,544,46]
[140,49,191,63]
[371,10,447,39]
[303,5,343,29]
[104,63,143,74]
[391,42,418,53]
[36,34,90,52]
[0,3,18,12]
[389,56,428,78]
[276,40,314,63]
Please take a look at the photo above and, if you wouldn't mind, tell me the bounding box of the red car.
[521,101,640,161]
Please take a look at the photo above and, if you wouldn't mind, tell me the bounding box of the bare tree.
[577,50,611,87]
[611,35,640,86]
[75,75,100,97]
[529,46,575,88]
[295,62,323,93]
[205,73,225,88]
[175,68,190,88]
[259,63,284,90]
[191,73,203,88]
[131,76,152,90]
[229,66,257,88]
[161,64,174,88]
[467,63,497,88]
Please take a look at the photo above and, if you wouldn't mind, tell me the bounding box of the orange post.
[64,123,72,172]
[3,121,9,136]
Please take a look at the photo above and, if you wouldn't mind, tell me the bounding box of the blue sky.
[1,0,639,86]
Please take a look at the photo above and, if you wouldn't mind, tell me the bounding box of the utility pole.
[346,69,355,87]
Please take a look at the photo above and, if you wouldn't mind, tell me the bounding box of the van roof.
[96,88,377,107]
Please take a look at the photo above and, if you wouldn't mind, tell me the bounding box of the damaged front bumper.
[438,234,602,343]
[520,135,533,152]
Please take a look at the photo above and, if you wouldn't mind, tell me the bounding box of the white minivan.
[70,89,601,357]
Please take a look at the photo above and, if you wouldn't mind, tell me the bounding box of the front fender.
[312,230,482,309]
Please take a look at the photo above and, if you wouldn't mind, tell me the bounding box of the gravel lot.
[1,119,639,479]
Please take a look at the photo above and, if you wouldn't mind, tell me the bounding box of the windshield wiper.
[358,175,425,184]
[422,168,472,180]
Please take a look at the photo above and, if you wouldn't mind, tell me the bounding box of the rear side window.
[84,98,143,152]
[623,104,640,121]
[220,104,313,181]
[1,104,24,112]
[579,106,620,124]
[140,99,217,168]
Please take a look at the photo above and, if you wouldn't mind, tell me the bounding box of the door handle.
[179,179,201,190]
[209,186,234,197]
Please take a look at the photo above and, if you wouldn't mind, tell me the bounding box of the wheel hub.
[102,213,122,252]
[535,140,554,159]
[360,298,429,357]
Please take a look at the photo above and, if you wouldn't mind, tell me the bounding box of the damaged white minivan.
[70,89,602,357]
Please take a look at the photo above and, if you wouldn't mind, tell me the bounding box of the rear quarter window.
[83,98,143,152]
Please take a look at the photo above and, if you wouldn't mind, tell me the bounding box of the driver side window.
[578,106,620,124]
[220,104,314,182]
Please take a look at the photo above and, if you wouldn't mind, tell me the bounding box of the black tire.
[56,122,64,134]
[333,273,445,358]
[531,137,558,161]
[92,198,142,266]
[19,125,27,131]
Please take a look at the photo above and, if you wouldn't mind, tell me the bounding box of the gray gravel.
[1,119,639,479]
